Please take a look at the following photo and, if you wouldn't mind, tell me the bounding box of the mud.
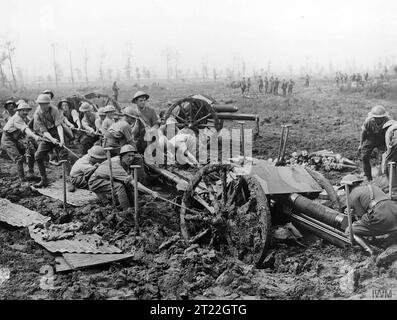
[1,80,397,300]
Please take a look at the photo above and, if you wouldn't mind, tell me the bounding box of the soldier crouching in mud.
[88,144,156,209]
[358,105,391,181]
[340,174,397,238]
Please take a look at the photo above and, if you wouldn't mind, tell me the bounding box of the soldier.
[273,77,280,95]
[88,144,151,208]
[258,76,264,93]
[268,76,274,94]
[340,174,397,237]
[103,106,139,156]
[246,77,251,93]
[42,89,54,100]
[79,102,101,155]
[101,105,116,134]
[240,77,247,96]
[69,145,107,190]
[32,94,72,188]
[264,76,269,94]
[305,74,310,87]
[112,81,120,101]
[2,100,17,123]
[96,107,106,134]
[358,105,391,181]
[288,79,295,95]
[281,79,288,96]
[1,103,41,182]
[132,91,159,154]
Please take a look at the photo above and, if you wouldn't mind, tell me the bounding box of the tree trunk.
[69,51,75,88]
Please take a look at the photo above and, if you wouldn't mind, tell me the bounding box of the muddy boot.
[34,161,49,188]
[26,158,39,181]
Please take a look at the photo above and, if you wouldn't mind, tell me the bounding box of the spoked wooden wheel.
[180,164,272,267]
[165,97,223,133]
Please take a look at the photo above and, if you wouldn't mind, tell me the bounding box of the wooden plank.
[62,253,134,270]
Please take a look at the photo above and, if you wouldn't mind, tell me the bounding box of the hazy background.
[1,0,397,82]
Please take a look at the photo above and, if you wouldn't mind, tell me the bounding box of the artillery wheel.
[180,164,272,267]
[165,97,223,133]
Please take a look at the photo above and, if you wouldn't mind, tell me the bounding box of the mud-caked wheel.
[180,164,272,267]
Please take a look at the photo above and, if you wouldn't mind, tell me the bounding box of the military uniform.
[1,113,36,177]
[349,184,397,236]
[103,119,137,156]
[80,112,100,154]
[70,154,98,189]
[136,106,159,154]
[101,117,115,135]
[88,155,145,209]
[360,116,390,180]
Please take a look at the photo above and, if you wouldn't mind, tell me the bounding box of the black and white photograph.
[1,0,397,307]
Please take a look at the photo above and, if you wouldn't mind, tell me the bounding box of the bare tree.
[135,67,141,83]
[50,43,59,87]
[5,41,17,89]
[99,49,106,87]
[174,50,179,79]
[75,68,82,81]
[84,48,89,85]
[213,68,217,81]
[0,52,9,88]
[201,57,208,81]
[69,51,75,88]
[164,47,173,80]
[107,68,113,81]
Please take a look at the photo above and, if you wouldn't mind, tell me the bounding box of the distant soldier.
[69,145,107,190]
[79,102,101,155]
[269,76,274,94]
[305,74,310,87]
[358,105,391,181]
[281,79,288,96]
[273,77,280,95]
[340,174,397,237]
[264,76,269,94]
[42,89,54,101]
[88,144,150,208]
[258,76,264,93]
[246,77,251,93]
[240,77,247,96]
[288,79,295,95]
[101,105,117,135]
[112,81,119,101]
[33,94,72,188]
[1,103,40,182]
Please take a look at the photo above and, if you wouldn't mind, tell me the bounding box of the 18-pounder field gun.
[163,94,260,138]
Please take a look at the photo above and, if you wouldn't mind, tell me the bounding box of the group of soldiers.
[344,105,397,239]
[240,76,295,96]
[0,89,171,211]
[335,72,369,86]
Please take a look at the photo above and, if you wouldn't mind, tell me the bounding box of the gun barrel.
[216,113,259,121]
[213,104,238,113]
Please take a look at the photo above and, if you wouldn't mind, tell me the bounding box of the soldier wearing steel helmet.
[131,91,159,154]
[88,144,151,208]
[101,105,117,135]
[340,174,397,237]
[103,105,140,156]
[1,102,41,182]
[358,105,391,181]
[69,145,107,190]
[32,94,72,188]
[78,102,101,155]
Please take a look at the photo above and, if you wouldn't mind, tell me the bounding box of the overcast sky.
[2,0,397,81]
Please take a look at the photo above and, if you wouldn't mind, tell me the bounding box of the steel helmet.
[122,106,139,119]
[131,91,149,103]
[4,100,16,108]
[383,119,397,129]
[16,99,26,106]
[36,94,51,104]
[79,102,93,112]
[340,174,364,187]
[103,105,116,113]
[42,89,54,99]
[119,144,137,154]
[368,105,389,118]
[87,145,107,159]
[98,107,106,116]
[16,102,32,111]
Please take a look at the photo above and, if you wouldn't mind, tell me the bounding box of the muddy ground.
[1,79,397,300]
